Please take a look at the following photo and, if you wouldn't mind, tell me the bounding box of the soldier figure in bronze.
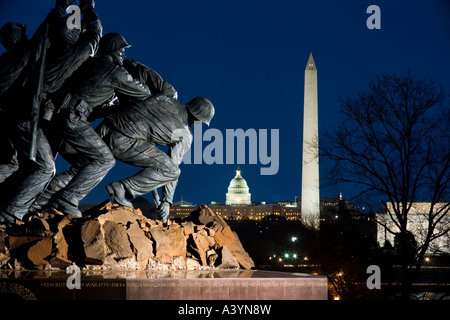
[97,94,214,222]
[0,2,214,227]
[37,33,151,217]
[0,0,101,226]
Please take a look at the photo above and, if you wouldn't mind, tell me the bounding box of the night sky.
[1,1,449,207]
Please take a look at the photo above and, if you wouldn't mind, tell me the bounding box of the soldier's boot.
[49,197,82,218]
[106,182,134,208]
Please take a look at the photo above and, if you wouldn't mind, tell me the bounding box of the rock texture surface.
[0,202,254,271]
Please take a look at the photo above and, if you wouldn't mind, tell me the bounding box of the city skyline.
[1,1,449,208]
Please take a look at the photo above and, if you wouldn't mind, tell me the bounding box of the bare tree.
[321,73,450,299]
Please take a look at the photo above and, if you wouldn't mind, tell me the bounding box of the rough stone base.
[0,202,254,271]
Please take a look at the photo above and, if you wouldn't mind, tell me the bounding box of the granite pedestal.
[0,270,328,300]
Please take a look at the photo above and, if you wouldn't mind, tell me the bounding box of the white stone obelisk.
[301,53,320,230]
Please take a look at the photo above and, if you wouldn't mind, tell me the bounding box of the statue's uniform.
[0,29,44,183]
[98,95,192,206]
[34,59,174,211]
[122,59,177,101]
[0,8,61,184]
[44,55,150,211]
[0,3,102,221]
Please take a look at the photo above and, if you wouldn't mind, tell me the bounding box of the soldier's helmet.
[97,33,130,56]
[0,22,26,50]
[186,97,215,126]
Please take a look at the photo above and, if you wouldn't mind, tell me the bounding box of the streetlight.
[291,236,298,242]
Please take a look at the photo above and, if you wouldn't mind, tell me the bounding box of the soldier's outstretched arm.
[74,0,102,60]
[123,59,177,99]
[112,68,151,101]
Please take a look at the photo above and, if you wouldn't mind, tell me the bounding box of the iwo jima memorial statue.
[0,0,256,272]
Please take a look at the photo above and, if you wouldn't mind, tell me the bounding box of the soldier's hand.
[41,99,55,122]
[56,0,76,9]
[157,201,170,223]
[79,0,95,10]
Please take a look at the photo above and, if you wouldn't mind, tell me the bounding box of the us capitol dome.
[225,166,251,205]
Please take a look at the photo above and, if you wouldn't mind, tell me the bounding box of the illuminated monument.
[170,165,302,221]
[225,165,251,205]
[301,53,320,230]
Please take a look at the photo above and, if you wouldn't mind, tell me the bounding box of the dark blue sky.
[1,1,449,206]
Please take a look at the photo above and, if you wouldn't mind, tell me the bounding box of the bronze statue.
[0,2,215,227]
[0,0,101,226]
[98,95,214,222]
[37,33,151,217]
[96,61,213,222]
[32,59,179,219]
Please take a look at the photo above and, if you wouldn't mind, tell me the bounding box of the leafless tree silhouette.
[321,73,450,299]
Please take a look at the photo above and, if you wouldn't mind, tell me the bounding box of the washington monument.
[301,53,320,230]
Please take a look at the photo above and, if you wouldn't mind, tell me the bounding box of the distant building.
[320,193,358,222]
[208,202,302,221]
[81,182,362,226]
[170,166,301,221]
[225,166,251,205]
[169,167,372,223]
[376,202,450,254]
[170,199,196,219]
[218,166,300,220]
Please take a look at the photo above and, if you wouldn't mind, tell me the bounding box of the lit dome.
[229,174,248,189]
[226,166,251,205]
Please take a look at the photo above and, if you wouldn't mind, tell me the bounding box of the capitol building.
[171,166,302,221]
[225,166,251,205]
